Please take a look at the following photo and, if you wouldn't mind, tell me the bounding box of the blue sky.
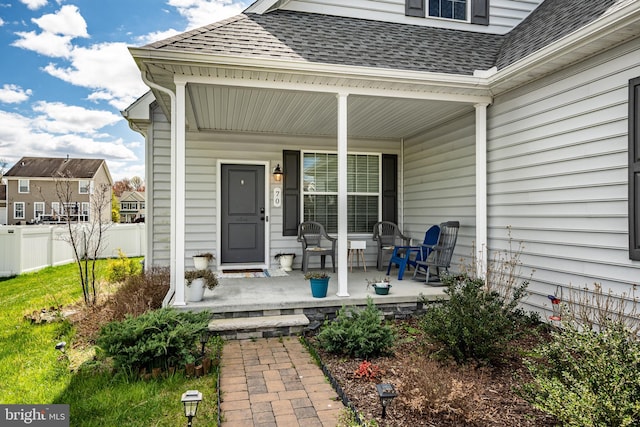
[0,0,248,181]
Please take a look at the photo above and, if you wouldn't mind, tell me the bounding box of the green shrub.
[96,308,209,374]
[107,250,142,283]
[317,297,395,358]
[421,273,529,363]
[520,321,640,426]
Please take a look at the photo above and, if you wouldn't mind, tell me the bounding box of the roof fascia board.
[130,49,492,103]
[175,73,492,104]
[245,0,290,14]
[4,176,92,182]
[489,1,640,92]
[121,91,154,120]
[100,161,114,186]
[131,47,485,87]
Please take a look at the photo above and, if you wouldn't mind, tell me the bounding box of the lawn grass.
[0,261,220,427]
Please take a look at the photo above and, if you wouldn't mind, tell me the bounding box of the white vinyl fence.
[0,223,145,277]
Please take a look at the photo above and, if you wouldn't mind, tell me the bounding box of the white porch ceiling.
[186,83,473,140]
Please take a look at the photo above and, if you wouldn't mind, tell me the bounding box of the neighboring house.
[3,157,113,225]
[118,191,146,223]
[123,0,640,310]
[0,184,6,225]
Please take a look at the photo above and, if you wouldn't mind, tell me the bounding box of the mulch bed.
[308,318,558,426]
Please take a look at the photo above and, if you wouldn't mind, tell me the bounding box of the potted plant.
[367,277,392,295]
[304,271,330,298]
[193,252,214,270]
[185,269,218,302]
[274,252,296,271]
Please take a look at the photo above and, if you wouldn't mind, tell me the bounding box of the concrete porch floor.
[179,268,447,314]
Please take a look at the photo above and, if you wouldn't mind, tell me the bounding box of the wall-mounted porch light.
[272,164,283,182]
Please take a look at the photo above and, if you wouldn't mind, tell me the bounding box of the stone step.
[208,314,310,340]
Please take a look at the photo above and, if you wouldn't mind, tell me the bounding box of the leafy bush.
[421,273,529,363]
[107,250,142,283]
[520,321,640,426]
[96,308,209,374]
[317,297,395,358]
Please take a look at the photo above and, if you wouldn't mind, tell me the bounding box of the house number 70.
[273,187,282,208]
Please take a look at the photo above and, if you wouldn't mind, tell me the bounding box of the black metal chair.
[297,221,336,273]
[372,221,411,271]
[413,221,460,284]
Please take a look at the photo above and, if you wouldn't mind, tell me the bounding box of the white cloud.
[0,84,33,103]
[0,109,137,172]
[0,17,5,26]
[168,0,247,29]
[12,5,88,57]
[136,28,182,45]
[20,0,48,10]
[32,101,122,134]
[136,1,247,44]
[43,42,148,109]
[32,5,88,37]
[12,30,73,57]
[108,160,146,182]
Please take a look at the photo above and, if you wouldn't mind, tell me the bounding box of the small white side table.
[348,240,367,272]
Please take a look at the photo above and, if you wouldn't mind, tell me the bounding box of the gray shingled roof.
[147,10,503,75]
[496,0,624,69]
[4,157,105,179]
[144,0,630,76]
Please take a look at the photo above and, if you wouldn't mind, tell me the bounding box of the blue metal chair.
[386,225,440,280]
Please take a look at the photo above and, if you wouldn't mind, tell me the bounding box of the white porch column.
[337,92,349,297]
[475,103,489,279]
[173,81,187,305]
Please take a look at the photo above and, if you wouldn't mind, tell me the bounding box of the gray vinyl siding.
[150,105,172,265]
[183,132,400,270]
[403,109,477,270]
[487,37,640,317]
[282,0,543,34]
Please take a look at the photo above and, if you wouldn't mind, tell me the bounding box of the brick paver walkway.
[219,337,344,426]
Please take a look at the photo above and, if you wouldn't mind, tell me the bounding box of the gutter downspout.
[475,103,489,278]
[141,71,178,307]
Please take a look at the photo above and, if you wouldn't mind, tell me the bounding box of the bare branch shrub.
[462,226,533,303]
[107,266,170,320]
[53,172,113,305]
[561,282,640,335]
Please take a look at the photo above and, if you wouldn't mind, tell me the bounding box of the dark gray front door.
[221,164,265,264]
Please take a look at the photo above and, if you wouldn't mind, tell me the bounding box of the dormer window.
[406,0,489,25]
[429,0,466,21]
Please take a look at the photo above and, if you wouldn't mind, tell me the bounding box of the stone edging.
[216,360,221,427]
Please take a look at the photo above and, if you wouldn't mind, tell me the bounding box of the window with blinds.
[303,152,380,233]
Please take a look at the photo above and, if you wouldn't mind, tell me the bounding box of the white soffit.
[186,83,473,139]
